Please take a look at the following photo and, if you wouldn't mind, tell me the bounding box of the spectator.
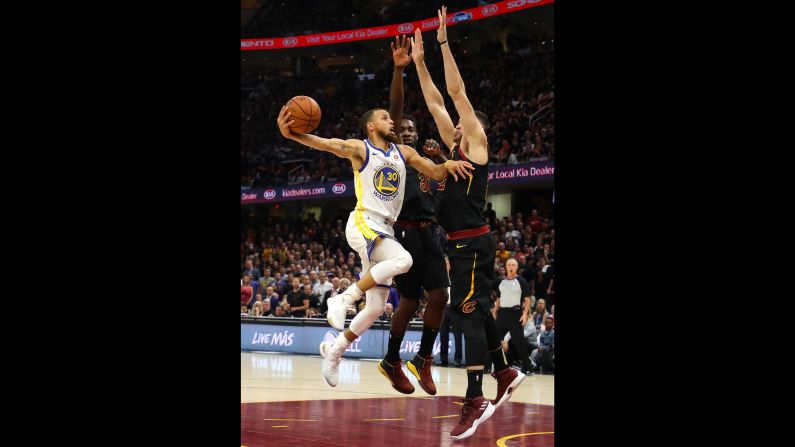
[496,242,511,264]
[285,277,310,317]
[531,315,555,374]
[260,298,273,317]
[264,286,280,311]
[313,273,333,307]
[241,274,253,308]
[533,298,551,331]
[505,222,521,242]
[273,272,288,295]
[303,284,317,309]
[260,268,275,287]
[251,294,265,316]
[242,258,261,282]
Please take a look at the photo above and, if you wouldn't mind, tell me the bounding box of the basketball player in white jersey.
[277,105,473,386]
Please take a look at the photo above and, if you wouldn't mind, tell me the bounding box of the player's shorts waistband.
[447,225,490,241]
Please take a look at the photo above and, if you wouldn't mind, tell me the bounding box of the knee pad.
[461,313,487,366]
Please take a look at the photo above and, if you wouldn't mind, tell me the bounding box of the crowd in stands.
[241,21,553,189]
[240,206,554,371]
[242,1,485,40]
[241,208,553,320]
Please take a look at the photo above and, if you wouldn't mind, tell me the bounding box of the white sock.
[335,332,352,349]
[341,283,363,305]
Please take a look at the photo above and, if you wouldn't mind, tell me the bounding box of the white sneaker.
[326,295,349,331]
[319,341,330,358]
[320,341,345,387]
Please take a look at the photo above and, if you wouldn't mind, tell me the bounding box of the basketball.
[286,95,321,134]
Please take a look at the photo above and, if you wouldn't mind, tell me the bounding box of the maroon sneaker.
[449,396,496,440]
[377,359,415,394]
[406,354,437,395]
[491,367,526,408]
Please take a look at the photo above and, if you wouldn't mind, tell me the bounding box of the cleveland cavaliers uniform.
[435,145,495,316]
[345,138,407,262]
[392,162,450,300]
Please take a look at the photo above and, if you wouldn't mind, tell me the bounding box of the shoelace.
[458,401,474,424]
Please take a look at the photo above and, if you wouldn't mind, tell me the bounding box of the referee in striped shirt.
[494,258,534,375]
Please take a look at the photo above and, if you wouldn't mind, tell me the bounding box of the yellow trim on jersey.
[352,167,381,241]
[355,210,379,240]
[459,253,477,306]
[466,174,474,195]
[353,170,364,210]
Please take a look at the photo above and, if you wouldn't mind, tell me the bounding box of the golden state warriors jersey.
[353,138,406,225]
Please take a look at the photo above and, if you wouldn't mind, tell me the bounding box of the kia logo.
[332,183,347,194]
[397,23,414,34]
[482,5,498,15]
[264,189,277,200]
[282,37,298,46]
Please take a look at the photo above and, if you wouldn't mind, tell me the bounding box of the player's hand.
[391,34,411,69]
[422,139,441,157]
[277,106,295,139]
[410,28,424,64]
[445,159,474,182]
[437,6,448,44]
[520,314,528,326]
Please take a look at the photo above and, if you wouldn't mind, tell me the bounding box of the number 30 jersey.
[353,138,407,226]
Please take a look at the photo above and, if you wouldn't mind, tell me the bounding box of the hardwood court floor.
[242,351,554,446]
